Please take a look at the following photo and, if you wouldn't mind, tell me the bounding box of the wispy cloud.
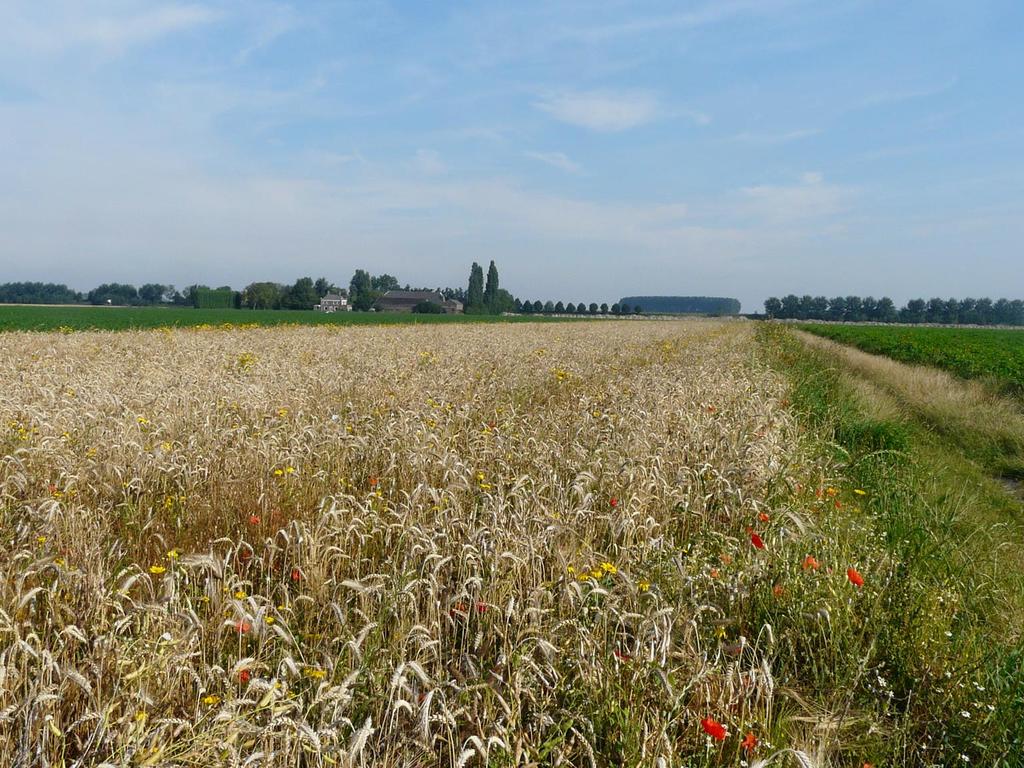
[3,3,222,55]
[737,171,850,223]
[414,149,445,175]
[534,90,658,132]
[728,128,819,144]
[560,0,811,43]
[858,76,959,108]
[80,5,219,49]
[523,150,581,174]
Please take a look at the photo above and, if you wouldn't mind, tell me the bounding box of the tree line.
[516,300,641,315]
[1,271,647,317]
[764,295,1024,326]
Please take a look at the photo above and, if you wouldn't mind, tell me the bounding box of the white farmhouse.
[314,293,350,312]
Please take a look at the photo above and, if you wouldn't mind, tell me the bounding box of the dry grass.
[0,321,913,765]
[796,330,1024,469]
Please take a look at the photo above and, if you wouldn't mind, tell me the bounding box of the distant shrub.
[412,301,444,314]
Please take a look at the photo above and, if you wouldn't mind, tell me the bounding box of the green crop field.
[0,304,577,332]
[799,323,1024,397]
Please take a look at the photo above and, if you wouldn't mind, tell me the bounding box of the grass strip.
[757,323,1024,766]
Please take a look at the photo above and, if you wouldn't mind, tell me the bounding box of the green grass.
[758,324,1024,766]
[0,304,579,332]
[799,323,1024,398]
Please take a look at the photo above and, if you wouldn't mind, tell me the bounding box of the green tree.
[466,262,485,313]
[543,300,554,314]
[412,301,443,314]
[611,303,621,315]
[554,301,565,313]
[138,284,168,304]
[484,260,499,312]
[314,277,338,298]
[242,282,282,309]
[348,270,381,311]
[371,274,400,292]
[600,303,608,314]
[88,283,139,305]
[565,302,576,314]
[283,277,318,310]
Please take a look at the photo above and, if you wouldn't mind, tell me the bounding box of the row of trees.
[465,261,515,314]
[764,295,1024,326]
[619,296,739,314]
[240,277,342,310]
[517,300,642,315]
[0,282,84,304]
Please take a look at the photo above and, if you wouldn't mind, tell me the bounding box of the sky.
[1,0,1022,311]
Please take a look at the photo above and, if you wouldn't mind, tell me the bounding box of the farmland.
[0,304,574,332]
[0,321,1019,765]
[799,323,1024,398]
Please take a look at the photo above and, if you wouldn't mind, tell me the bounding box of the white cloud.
[737,171,849,222]
[728,128,819,144]
[414,149,445,175]
[523,150,581,174]
[79,5,220,49]
[1,3,221,55]
[534,90,658,132]
[561,0,812,43]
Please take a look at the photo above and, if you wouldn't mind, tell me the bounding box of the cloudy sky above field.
[1,0,1022,310]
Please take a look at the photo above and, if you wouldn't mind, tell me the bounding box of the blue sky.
[1,0,1022,310]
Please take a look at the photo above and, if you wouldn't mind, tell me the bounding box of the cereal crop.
[0,321,1004,766]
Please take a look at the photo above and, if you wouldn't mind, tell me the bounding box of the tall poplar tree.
[467,262,484,313]
[483,260,499,312]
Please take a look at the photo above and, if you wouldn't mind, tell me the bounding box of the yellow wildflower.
[201,695,220,706]
[149,565,166,575]
[854,489,867,496]
[234,590,247,599]
[167,549,179,560]
[303,667,326,680]
[600,562,618,575]
[638,579,651,592]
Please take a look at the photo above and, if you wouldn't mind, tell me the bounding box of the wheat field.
[0,321,866,766]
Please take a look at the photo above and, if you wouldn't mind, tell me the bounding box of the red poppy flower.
[700,717,727,741]
[236,620,252,634]
[475,601,488,614]
[239,669,251,684]
[772,584,785,598]
[802,555,820,571]
[368,476,379,487]
[610,497,618,508]
[741,732,759,753]
[758,512,770,523]
[290,568,301,582]
[613,649,632,662]
[248,514,261,525]
[750,532,766,550]
[847,567,865,587]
